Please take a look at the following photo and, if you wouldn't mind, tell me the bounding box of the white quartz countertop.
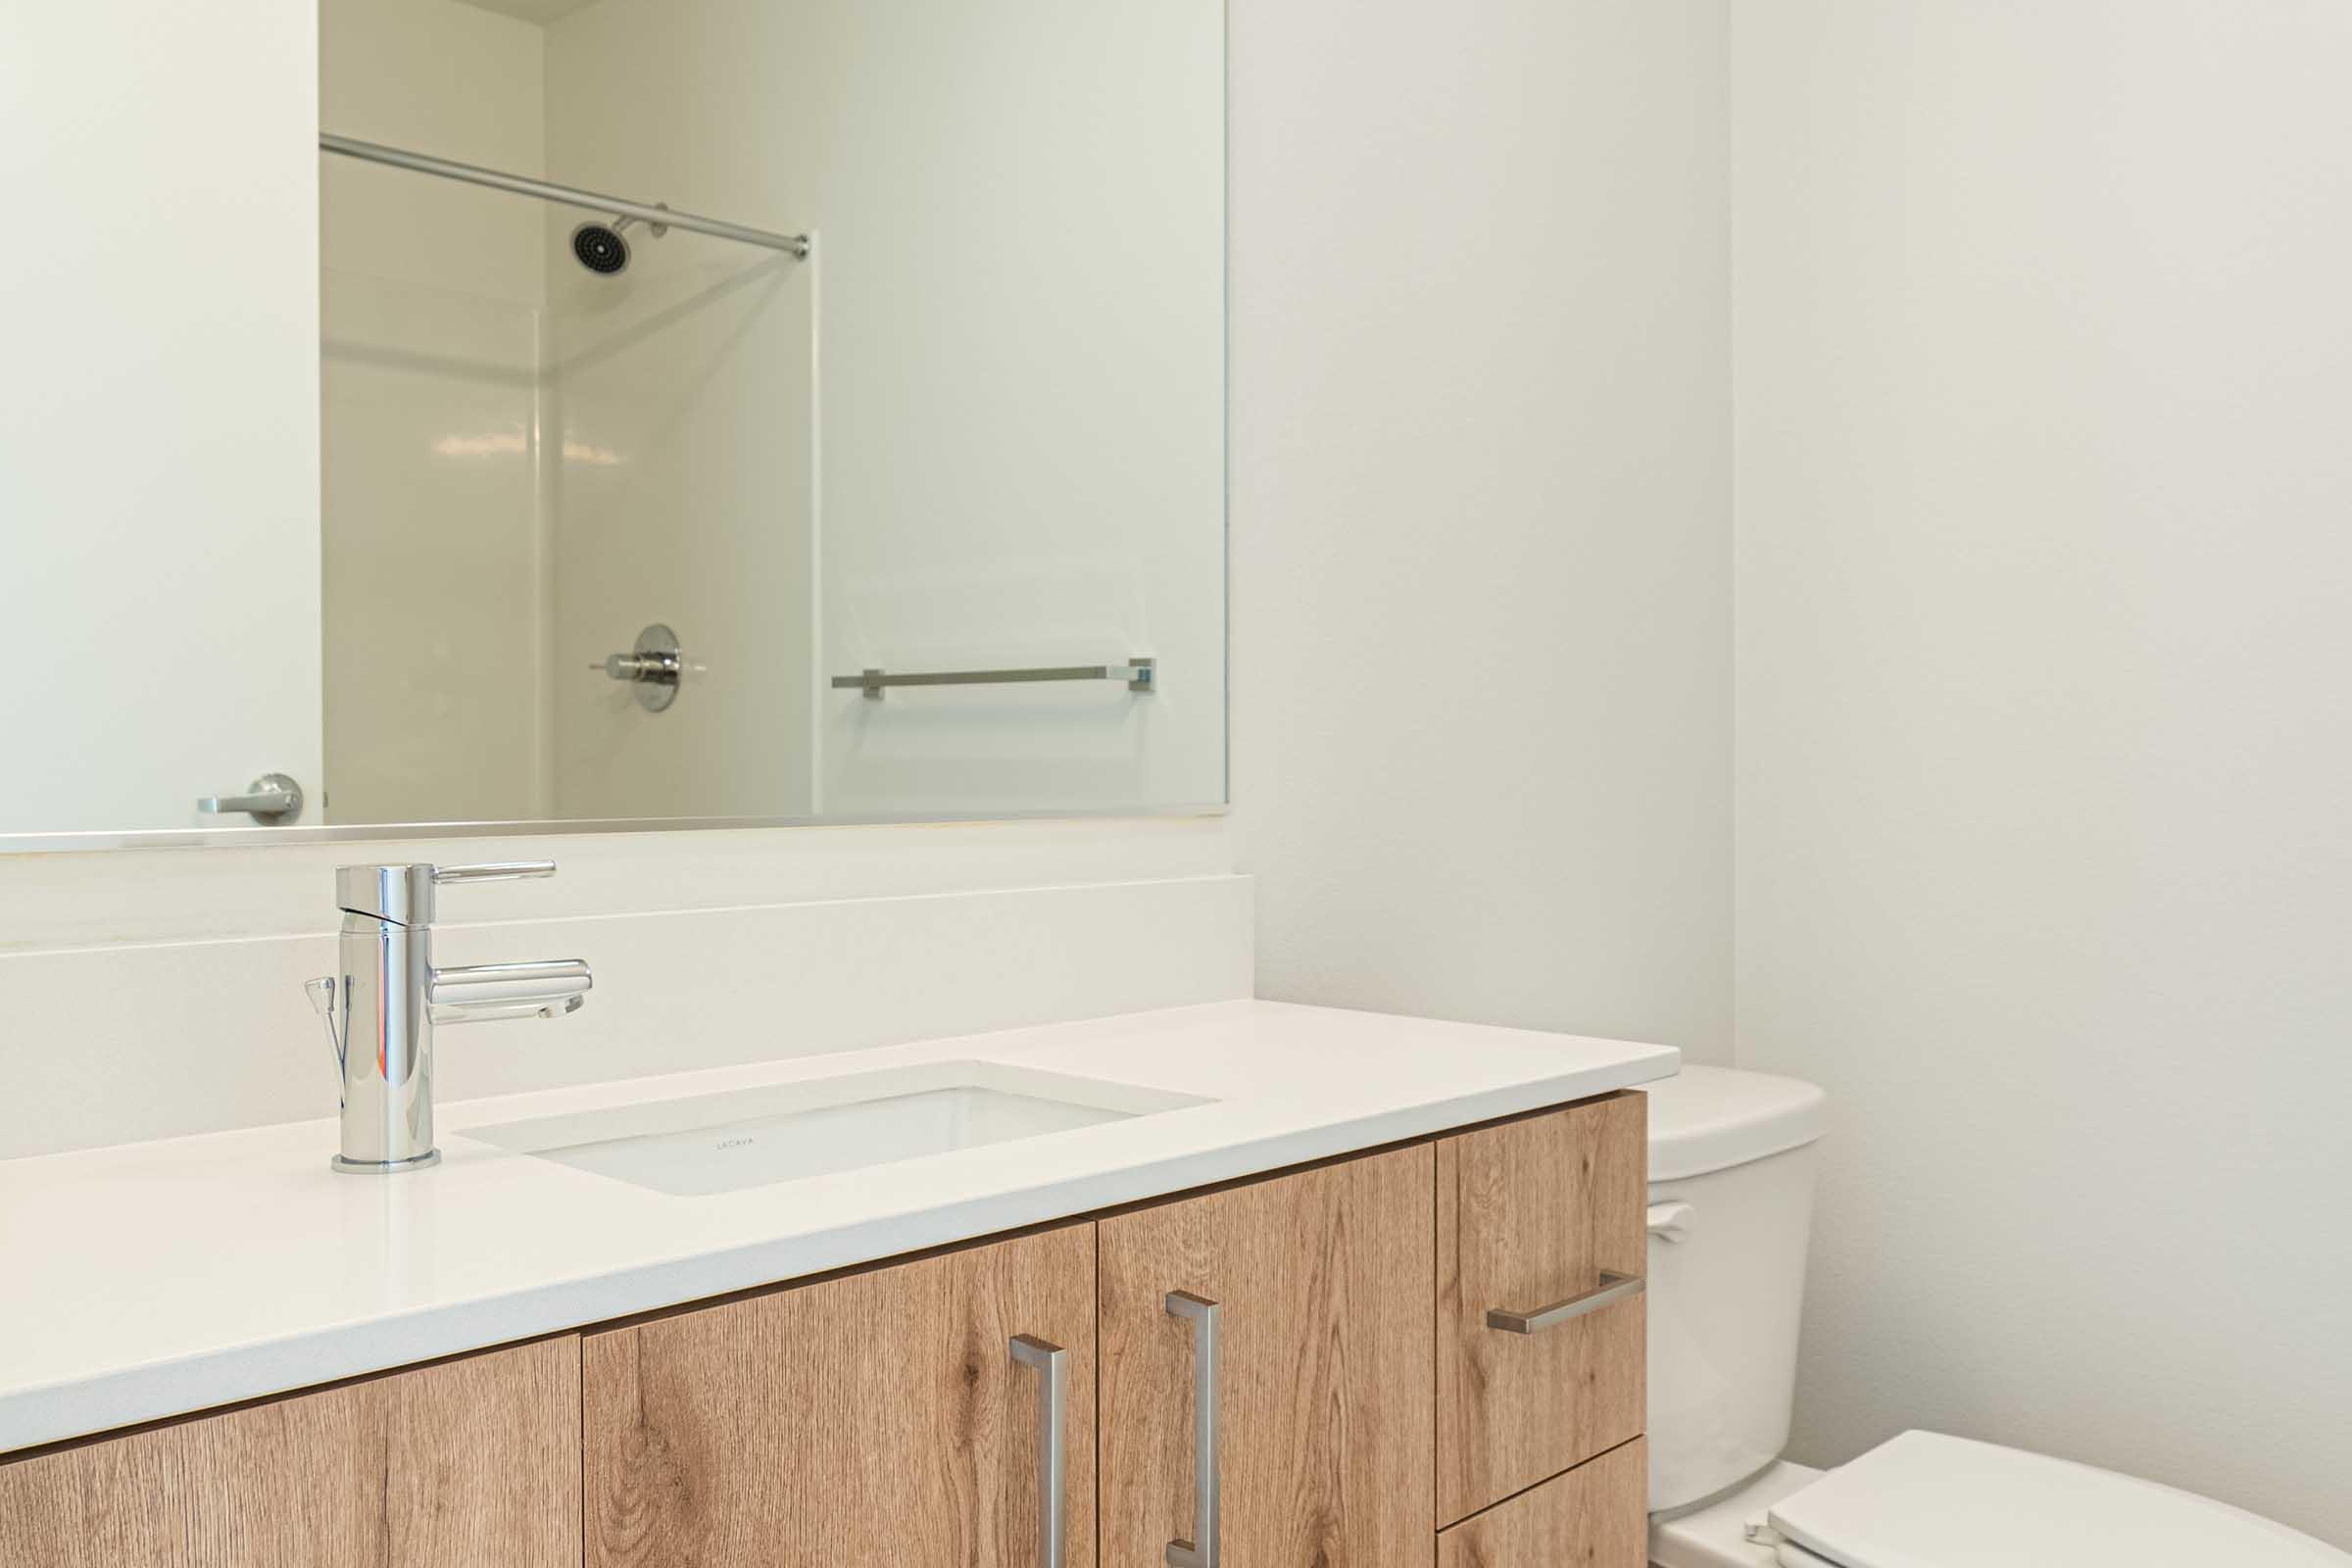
[0,1000,1676,1454]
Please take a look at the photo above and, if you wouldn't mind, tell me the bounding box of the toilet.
[1641,1066,2349,1568]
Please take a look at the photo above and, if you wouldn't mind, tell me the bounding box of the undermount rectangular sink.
[463,1060,1212,1197]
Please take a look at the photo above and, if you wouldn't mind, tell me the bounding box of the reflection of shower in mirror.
[568,219,633,275]
[571,204,671,276]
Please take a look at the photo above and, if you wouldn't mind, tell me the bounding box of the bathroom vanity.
[0,1003,1669,1566]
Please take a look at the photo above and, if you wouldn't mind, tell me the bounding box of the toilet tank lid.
[1766,1431,2351,1568]
[1641,1064,1828,1179]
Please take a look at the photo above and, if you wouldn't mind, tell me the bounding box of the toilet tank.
[1641,1066,1830,1516]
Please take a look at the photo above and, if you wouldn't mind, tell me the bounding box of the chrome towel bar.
[834,658,1155,699]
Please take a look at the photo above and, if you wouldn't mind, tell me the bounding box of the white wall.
[1736,0,2352,1545]
[320,0,551,823]
[0,3,323,832]
[1229,0,1735,1062]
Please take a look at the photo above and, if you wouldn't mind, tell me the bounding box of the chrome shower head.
[570,220,631,275]
[569,204,669,276]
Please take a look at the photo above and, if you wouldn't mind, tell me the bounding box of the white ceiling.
[459,0,602,24]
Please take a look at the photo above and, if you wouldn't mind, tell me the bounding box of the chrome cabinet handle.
[1164,1292,1219,1568]
[195,772,303,823]
[1010,1335,1067,1568]
[1485,1271,1645,1335]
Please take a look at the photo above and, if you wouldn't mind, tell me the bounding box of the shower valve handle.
[592,623,684,711]
[594,651,682,681]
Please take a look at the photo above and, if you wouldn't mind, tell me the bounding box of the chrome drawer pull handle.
[1010,1335,1068,1568]
[1164,1292,1220,1568]
[1485,1271,1645,1335]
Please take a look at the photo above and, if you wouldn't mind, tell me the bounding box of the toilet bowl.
[1640,1066,2348,1568]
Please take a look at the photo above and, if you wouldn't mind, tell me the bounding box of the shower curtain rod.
[319,133,811,259]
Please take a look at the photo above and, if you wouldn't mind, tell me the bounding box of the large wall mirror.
[5,0,1224,846]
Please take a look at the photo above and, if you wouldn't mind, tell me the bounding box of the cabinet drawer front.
[1437,1093,1646,1525]
[1100,1145,1436,1568]
[0,1339,581,1568]
[1437,1439,1647,1568]
[584,1222,1095,1568]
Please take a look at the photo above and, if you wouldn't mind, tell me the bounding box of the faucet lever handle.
[432,861,558,886]
[304,976,347,1091]
[336,861,559,926]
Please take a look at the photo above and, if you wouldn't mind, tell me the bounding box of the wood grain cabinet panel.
[0,1338,581,1568]
[583,1221,1096,1568]
[1100,1145,1436,1568]
[1437,1094,1646,1525]
[1435,1440,1647,1568]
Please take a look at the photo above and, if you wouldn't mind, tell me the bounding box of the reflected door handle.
[196,773,304,823]
[1165,1292,1219,1568]
[1010,1335,1067,1568]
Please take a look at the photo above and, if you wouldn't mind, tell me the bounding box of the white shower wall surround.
[318,0,815,826]
[319,0,553,823]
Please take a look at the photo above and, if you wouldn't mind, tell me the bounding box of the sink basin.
[463,1059,1211,1197]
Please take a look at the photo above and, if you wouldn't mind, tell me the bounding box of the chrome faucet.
[305,861,591,1174]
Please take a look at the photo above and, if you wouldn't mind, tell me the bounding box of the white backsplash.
[0,816,1248,1159]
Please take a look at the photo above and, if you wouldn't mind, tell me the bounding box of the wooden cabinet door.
[1100,1146,1434,1568]
[0,1338,580,1568]
[1436,1094,1646,1525]
[1435,1440,1646,1568]
[584,1221,1096,1568]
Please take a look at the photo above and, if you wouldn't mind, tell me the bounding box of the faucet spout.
[427,958,593,1025]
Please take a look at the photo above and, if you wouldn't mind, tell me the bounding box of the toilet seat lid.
[1767,1431,2350,1568]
